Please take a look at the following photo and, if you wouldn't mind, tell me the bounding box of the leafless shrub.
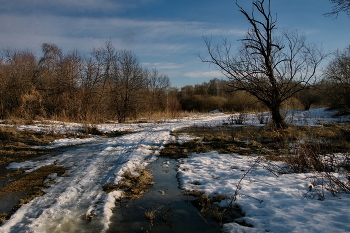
[287,143,350,197]
[256,112,269,125]
[80,124,104,135]
[227,113,248,125]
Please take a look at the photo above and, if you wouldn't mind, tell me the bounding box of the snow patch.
[1,109,349,232]
[178,152,350,232]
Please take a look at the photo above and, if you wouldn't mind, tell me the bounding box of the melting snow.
[0,109,349,232]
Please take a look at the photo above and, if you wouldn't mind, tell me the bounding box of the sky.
[0,0,349,87]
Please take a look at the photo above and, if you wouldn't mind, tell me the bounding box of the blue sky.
[1,0,349,87]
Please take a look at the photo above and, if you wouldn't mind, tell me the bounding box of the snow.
[1,109,349,233]
[0,113,227,233]
[42,137,99,148]
[178,153,350,233]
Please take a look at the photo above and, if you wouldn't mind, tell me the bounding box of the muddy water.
[107,157,222,233]
[0,167,26,213]
[0,145,76,214]
[1,142,224,232]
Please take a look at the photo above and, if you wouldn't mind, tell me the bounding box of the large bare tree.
[201,0,326,129]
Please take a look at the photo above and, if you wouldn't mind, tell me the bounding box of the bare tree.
[146,68,170,116]
[0,49,40,119]
[78,56,105,121]
[201,0,326,129]
[167,88,182,117]
[323,45,350,110]
[112,50,148,123]
[89,41,119,120]
[324,45,350,86]
[326,0,350,17]
[0,41,171,122]
[37,43,83,119]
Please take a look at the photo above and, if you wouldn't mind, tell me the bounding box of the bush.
[227,113,248,125]
[285,142,350,198]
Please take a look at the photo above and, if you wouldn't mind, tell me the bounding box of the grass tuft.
[184,190,244,225]
[159,139,210,159]
[102,169,154,200]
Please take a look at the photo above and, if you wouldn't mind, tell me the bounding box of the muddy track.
[0,125,175,233]
[0,115,228,233]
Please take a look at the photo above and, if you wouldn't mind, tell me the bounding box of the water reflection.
[107,157,221,233]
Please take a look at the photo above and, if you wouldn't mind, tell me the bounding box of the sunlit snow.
[1,109,349,233]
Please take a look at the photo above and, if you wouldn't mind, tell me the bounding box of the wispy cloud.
[142,62,183,69]
[184,70,222,78]
[0,0,158,15]
[0,13,243,54]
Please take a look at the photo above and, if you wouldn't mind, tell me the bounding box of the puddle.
[0,169,23,189]
[107,157,222,233]
[0,167,29,214]
[0,145,77,215]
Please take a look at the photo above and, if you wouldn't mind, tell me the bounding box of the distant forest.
[0,42,348,123]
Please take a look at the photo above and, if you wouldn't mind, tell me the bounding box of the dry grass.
[173,125,350,157]
[0,165,66,195]
[163,126,291,157]
[184,190,244,225]
[175,124,350,174]
[79,124,131,137]
[164,124,350,181]
[286,143,350,199]
[174,124,350,199]
[159,139,210,159]
[1,118,39,126]
[0,126,68,166]
[0,214,8,224]
[0,125,63,145]
[0,165,67,224]
[140,205,172,232]
[103,169,154,200]
[143,205,164,221]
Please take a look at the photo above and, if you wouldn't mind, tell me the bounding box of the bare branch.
[325,0,350,18]
[202,0,326,129]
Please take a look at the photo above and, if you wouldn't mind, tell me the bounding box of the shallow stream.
[107,157,222,233]
[1,142,224,232]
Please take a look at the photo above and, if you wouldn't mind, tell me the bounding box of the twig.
[228,157,261,207]
[197,212,209,224]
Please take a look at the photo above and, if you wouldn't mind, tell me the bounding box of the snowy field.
[1,108,350,232]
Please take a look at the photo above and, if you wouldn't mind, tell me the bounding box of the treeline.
[178,79,324,113]
[1,42,349,122]
[180,45,350,114]
[179,78,266,112]
[0,42,180,122]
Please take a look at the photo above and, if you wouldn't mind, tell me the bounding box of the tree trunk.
[270,105,287,129]
[303,103,311,111]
